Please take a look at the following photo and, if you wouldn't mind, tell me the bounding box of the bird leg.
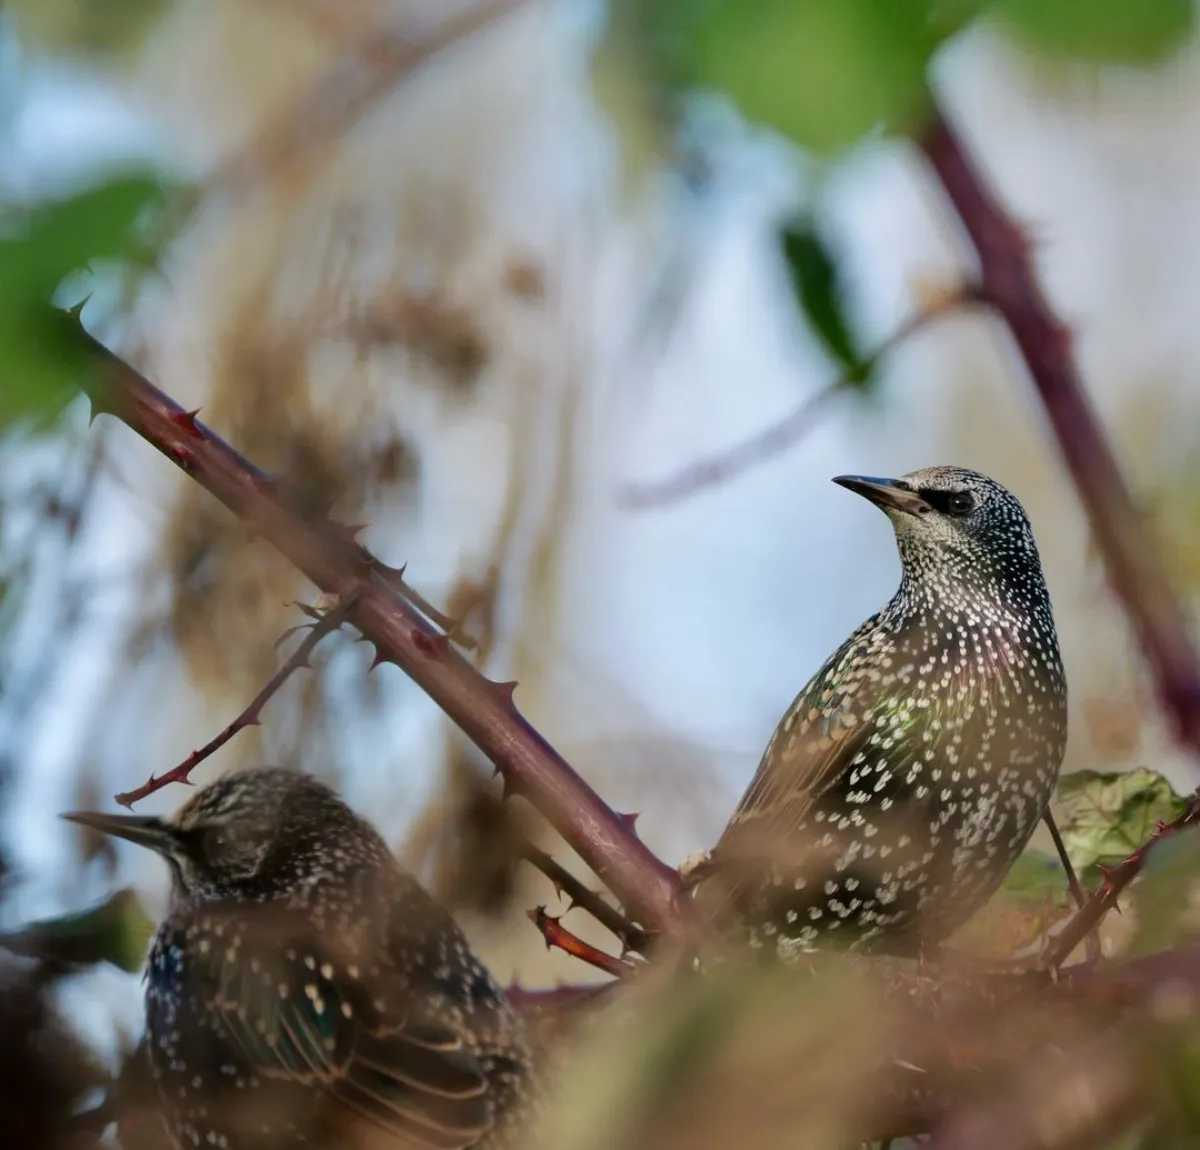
[1042,809,1101,961]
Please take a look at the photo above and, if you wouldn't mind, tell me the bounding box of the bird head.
[832,466,1046,602]
[62,769,379,904]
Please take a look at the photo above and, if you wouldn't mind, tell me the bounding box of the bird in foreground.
[696,466,1067,960]
[64,769,535,1150]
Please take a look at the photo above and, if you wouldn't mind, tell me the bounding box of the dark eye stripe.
[917,488,974,516]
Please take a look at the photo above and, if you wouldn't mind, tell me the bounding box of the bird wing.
[699,618,899,918]
[726,619,882,837]
[186,903,494,1150]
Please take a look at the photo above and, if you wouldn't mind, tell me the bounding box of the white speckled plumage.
[90,769,534,1150]
[698,467,1068,959]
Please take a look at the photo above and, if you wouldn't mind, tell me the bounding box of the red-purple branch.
[78,325,703,943]
[921,102,1200,762]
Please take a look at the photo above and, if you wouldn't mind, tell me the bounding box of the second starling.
[696,466,1068,959]
[64,768,536,1150]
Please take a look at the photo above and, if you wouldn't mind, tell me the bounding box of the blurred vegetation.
[0,174,165,428]
[1,0,1200,1148]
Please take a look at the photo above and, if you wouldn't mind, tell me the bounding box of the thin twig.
[114,593,359,807]
[1042,809,1100,962]
[1045,790,1200,967]
[78,321,705,942]
[210,1,527,202]
[527,906,635,979]
[921,101,1200,769]
[618,287,978,509]
[520,842,652,955]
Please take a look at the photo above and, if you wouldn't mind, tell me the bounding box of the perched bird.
[696,466,1067,960]
[63,769,535,1150]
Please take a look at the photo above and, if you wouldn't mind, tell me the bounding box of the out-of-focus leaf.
[532,959,888,1150]
[0,174,165,427]
[780,220,870,386]
[647,0,960,153]
[7,0,167,58]
[0,888,154,973]
[955,848,1071,956]
[591,0,677,201]
[1126,828,1200,958]
[992,0,1194,64]
[998,849,1068,905]
[1056,767,1189,878]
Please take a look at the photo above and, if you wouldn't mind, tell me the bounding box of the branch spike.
[86,392,113,426]
[332,522,368,544]
[490,679,519,706]
[369,646,391,672]
[411,629,449,657]
[168,408,204,437]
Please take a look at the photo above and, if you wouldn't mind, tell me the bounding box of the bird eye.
[946,491,974,516]
[202,826,229,856]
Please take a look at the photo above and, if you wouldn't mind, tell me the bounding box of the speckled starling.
[696,466,1067,960]
[64,768,535,1150]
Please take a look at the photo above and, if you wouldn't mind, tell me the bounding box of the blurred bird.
[64,768,536,1150]
[696,466,1068,959]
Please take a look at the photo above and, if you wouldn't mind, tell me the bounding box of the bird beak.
[833,475,931,518]
[61,811,179,856]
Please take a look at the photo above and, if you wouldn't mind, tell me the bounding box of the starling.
[696,466,1067,960]
[63,768,535,1150]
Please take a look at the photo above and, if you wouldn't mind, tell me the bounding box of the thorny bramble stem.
[527,906,636,979]
[922,101,1200,767]
[77,321,706,943]
[520,842,652,956]
[114,592,359,807]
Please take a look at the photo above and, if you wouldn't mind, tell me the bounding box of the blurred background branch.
[4,1,1200,1147]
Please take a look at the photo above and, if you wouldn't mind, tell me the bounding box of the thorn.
[86,393,111,425]
[490,680,519,706]
[65,295,93,322]
[331,522,369,545]
[167,408,204,437]
[529,906,554,950]
[616,811,640,833]
[169,443,197,472]
[1045,318,1074,351]
[368,645,393,672]
[273,624,310,651]
[411,629,449,657]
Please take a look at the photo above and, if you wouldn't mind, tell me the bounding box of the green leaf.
[998,848,1069,906]
[7,0,167,58]
[1127,828,1200,958]
[992,0,1194,64]
[780,220,871,387]
[652,0,956,154]
[0,174,165,427]
[0,888,154,972]
[1055,767,1189,878]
